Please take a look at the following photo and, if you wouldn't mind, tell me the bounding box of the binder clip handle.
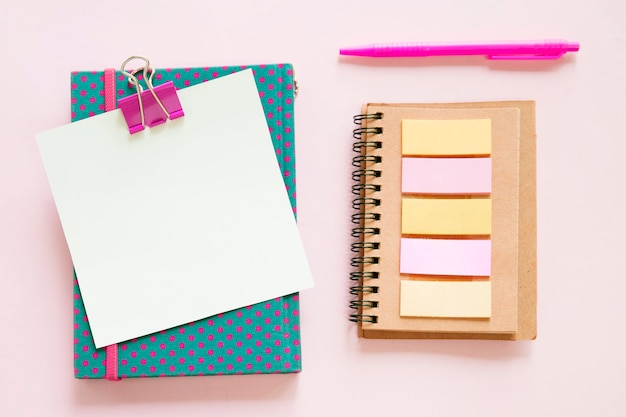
[118,56,185,134]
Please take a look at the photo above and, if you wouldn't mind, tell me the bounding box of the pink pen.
[340,40,580,60]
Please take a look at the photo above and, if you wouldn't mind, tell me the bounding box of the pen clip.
[487,51,566,60]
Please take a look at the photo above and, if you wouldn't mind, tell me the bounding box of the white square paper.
[37,69,313,348]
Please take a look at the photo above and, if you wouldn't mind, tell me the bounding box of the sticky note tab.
[402,119,491,156]
[401,198,491,235]
[400,280,491,318]
[402,157,492,194]
[400,238,491,276]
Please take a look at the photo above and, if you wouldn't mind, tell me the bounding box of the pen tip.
[339,46,375,56]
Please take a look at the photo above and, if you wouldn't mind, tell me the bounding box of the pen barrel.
[371,40,578,57]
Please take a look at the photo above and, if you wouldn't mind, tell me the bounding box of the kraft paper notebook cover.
[349,101,536,340]
[70,64,306,378]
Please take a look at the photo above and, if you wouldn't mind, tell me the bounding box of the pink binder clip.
[118,56,184,134]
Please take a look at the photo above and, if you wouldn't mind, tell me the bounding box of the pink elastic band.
[105,344,120,381]
[104,68,116,112]
[103,68,121,381]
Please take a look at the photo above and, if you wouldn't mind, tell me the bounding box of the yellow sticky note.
[401,198,491,235]
[400,280,491,318]
[402,119,491,156]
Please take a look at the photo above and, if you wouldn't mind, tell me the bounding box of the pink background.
[1,1,625,416]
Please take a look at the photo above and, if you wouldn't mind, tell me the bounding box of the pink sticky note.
[401,157,491,194]
[400,238,491,276]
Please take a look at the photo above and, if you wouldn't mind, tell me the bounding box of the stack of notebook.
[36,63,313,379]
[349,101,536,340]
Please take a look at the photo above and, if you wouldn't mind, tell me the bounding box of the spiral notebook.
[350,101,536,340]
[67,63,308,378]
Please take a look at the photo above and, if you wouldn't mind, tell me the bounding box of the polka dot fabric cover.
[71,64,302,378]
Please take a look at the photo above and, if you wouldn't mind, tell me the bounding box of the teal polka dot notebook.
[71,64,302,379]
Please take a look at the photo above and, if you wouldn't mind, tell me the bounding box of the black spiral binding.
[349,112,383,324]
